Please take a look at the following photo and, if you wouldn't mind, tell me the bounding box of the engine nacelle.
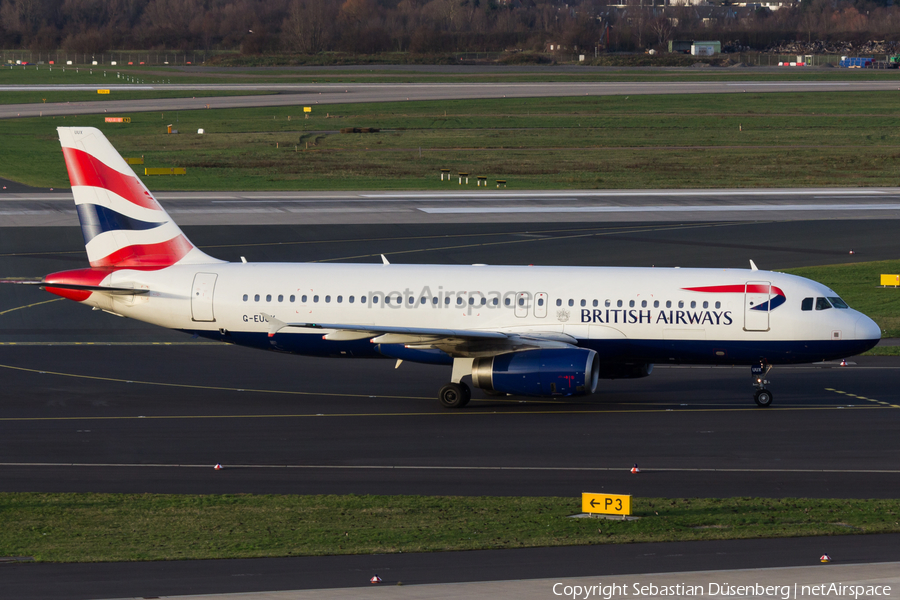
[471,348,599,397]
[596,363,654,380]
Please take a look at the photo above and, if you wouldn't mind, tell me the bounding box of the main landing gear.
[439,382,470,408]
[439,358,474,409]
[751,361,773,407]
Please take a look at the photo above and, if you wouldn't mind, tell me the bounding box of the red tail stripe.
[62,147,160,211]
[683,284,785,297]
[90,234,193,268]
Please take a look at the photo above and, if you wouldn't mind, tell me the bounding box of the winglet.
[749,260,759,271]
[381,254,390,265]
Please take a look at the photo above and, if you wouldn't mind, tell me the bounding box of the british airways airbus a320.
[4,128,882,408]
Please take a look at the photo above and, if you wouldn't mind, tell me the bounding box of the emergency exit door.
[191,273,217,322]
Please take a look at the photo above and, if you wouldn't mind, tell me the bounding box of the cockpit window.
[828,296,849,309]
[815,297,832,311]
[801,298,813,311]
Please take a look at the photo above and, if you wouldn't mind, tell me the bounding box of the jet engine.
[471,348,599,397]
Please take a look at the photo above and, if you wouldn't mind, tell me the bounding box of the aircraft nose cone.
[855,313,881,342]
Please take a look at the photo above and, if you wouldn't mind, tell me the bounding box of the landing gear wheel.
[754,388,773,407]
[439,382,471,408]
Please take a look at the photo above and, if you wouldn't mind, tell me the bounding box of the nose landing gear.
[751,361,773,407]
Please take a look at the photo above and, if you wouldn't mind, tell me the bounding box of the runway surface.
[2,219,898,500]
[4,188,900,226]
[2,218,899,599]
[3,80,899,118]
[5,536,900,600]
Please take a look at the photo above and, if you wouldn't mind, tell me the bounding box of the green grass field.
[1,493,898,562]
[2,91,900,190]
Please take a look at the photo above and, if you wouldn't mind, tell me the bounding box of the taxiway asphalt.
[1,218,898,599]
[3,80,900,118]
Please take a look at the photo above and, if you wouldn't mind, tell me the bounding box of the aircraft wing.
[262,314,578,357]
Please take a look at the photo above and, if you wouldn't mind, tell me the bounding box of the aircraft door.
[744,281,770,331]
[515,292,530,318]
[534,292,548,318]
[191,272,218,322]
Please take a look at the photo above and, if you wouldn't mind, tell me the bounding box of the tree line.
[1,0,898,56]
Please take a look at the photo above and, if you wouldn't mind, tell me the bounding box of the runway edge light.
[631,463,640,474]
[370,575,382,583]
[582,493,632,517]
[820,554,832,563]
[214,463,222,470]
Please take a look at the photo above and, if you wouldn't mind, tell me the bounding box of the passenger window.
[815,297,832,311]
[372,296,379,304]
[519,297,525,306]
[605,300,611,307]
[580,299,586,307]
[556,299,562,307]
[678,301,684,308]
[568,299,574,307]
[243,294,248,302]
[538,298,544,306]
[629,300,635,308]
[313,295,319,303]
[349,296,354,303]
[666,300,671,308]
[433,297,438,305]
[617,300,623,308]
[715,301,721,309]
[361,296,367,303]
[690,301,696,309]
[457,297,463,305]
[801,298,813,311]
[504,298,510,306]
[641,300,647,308]
[301,295,307,302]
[325,295,331,303]
[421,297,427,304]
[254,294,260,302]
[266,294,272,302]
[481,298,487,306]
[446,297,451,305]
[385,296,391,304]
[702,301,708,309]
[653,300,659,308]
[828,297,849,309]
[278,294,283,302]
[593,300,598,307]
[337,296,342,303]
[290,295,295,303]
[468,297,475,305]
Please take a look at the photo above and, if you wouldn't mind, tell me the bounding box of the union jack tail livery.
[58,127,215,269]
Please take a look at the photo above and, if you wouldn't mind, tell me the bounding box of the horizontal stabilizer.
[0,278,149,296]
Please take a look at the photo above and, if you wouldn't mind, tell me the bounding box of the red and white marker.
[631,464,640,474]
[370,575,382,584]
[820,554,831,563]
[840,359,847,367]
[214,464,223,470]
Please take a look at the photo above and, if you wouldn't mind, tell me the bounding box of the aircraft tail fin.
[57,127,220,269]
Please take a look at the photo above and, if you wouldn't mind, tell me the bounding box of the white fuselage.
[87,262,879,366]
